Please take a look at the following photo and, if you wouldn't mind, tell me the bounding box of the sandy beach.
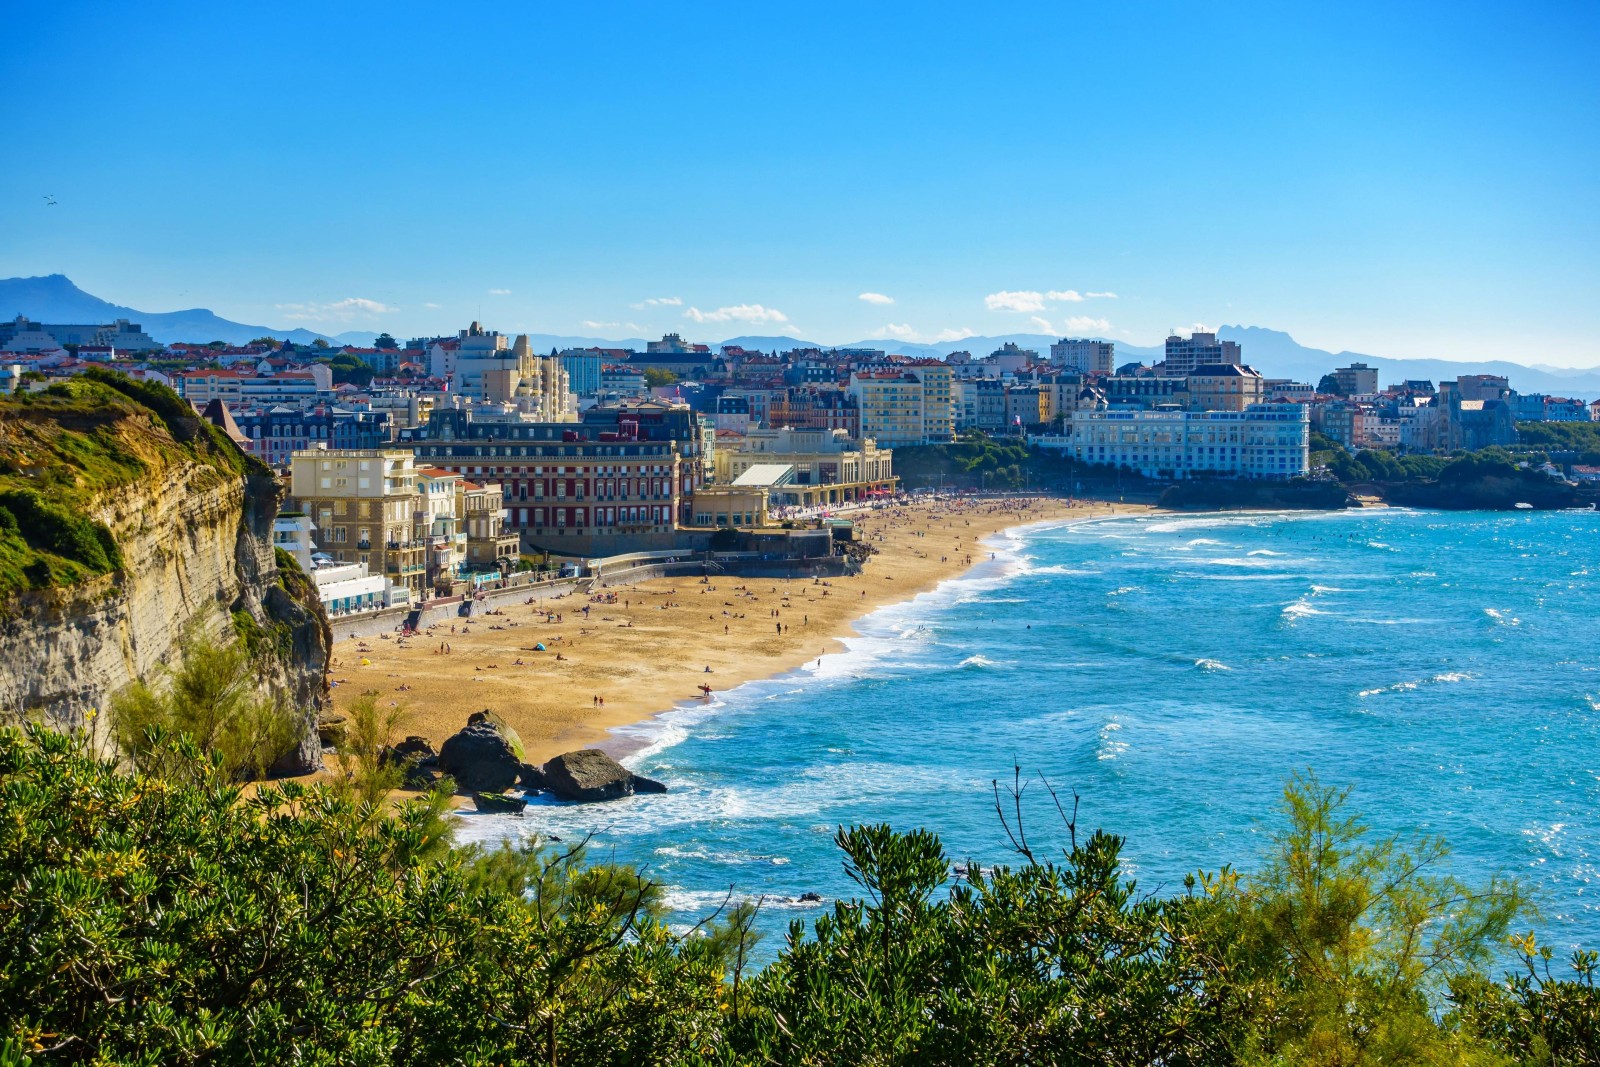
[329,496,1156,765]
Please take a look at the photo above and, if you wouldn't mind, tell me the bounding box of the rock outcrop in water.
[539,748,666,802]
[0,372,329,771]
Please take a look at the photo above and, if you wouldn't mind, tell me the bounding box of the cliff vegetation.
[0,368,264,599]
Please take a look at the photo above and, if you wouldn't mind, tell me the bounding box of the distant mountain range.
[0,275,375,348]
[5,274,1598,399]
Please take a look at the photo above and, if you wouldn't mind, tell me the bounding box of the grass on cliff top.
[0,369,268,601]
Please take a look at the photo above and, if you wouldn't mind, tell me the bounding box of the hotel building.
[1057,403,1309,479]
[399,401,705,555]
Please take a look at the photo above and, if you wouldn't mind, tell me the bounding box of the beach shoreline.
[329,496,1160,768]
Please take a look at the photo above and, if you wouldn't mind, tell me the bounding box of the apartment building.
[1187,364,1266,412]
[1332,363,1380,396]
[459,479,521,570]
[1049,338,1115,375]
[847,364,954,446]
[287,450,431,595]
[953,377,1007,433]
[1159,331,1242,376]
[907,361,955,443]
[1004,384,1048,429]
[767,386,859,437]
[849,371,926,447]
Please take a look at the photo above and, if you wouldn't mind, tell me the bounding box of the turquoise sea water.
[457,509,1600,958]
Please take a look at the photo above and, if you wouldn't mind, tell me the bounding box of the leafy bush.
[0,731,1593,1064]
[111,623,297,781]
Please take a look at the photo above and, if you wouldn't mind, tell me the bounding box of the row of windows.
[509,506,672,528]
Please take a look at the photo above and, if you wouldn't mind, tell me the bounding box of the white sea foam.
[1484,607,1522,626]
[653,845,790,866]
[957,654,997,669]
[659,888,825,916]
[1359,681,1417,697]
[1358,672,1474,697]
[1281,599,1327,620]
[1247,549,1287,557]
[1195,658,1232,672]
[1144,517,1239,534]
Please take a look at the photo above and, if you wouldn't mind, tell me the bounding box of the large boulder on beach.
[438,711,524,793]
[382,736,441,790]
[540,749,665,802]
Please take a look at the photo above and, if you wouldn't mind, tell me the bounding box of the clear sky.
[3,1,1597,364]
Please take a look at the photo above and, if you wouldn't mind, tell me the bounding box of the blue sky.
[3,1,1597,364]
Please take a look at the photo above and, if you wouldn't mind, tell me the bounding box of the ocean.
[456,508,1600,960]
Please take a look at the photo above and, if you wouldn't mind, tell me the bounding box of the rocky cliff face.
[0,376,330,771]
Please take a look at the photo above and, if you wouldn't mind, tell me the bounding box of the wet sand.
[329,497,1156,765]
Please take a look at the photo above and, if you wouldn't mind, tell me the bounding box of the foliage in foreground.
[1,727,1597,1065]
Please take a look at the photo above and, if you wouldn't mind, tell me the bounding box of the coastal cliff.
[0,371,329,771]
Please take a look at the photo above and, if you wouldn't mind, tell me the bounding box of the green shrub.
[112,623,297,781]
[0,730,1592,1064]
[0,488,121,575]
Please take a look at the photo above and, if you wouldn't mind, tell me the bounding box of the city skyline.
[4,1,1598,366]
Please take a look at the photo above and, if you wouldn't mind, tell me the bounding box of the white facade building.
[1050,403,1309,479]
[271,515,406,615]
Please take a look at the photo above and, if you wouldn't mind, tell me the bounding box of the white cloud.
[1064,315,1112,332]
[488,288,511,296]
[1028,316,1055,333]
[630,296,683,309]
[683,303,789,325]
[582,320,620,330]
[275,297,397,322]
[422,301,442,309]
[986,288,1117,313]
[878,322,917,339]
[858,292,894,305]
[984,290,1047,313]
